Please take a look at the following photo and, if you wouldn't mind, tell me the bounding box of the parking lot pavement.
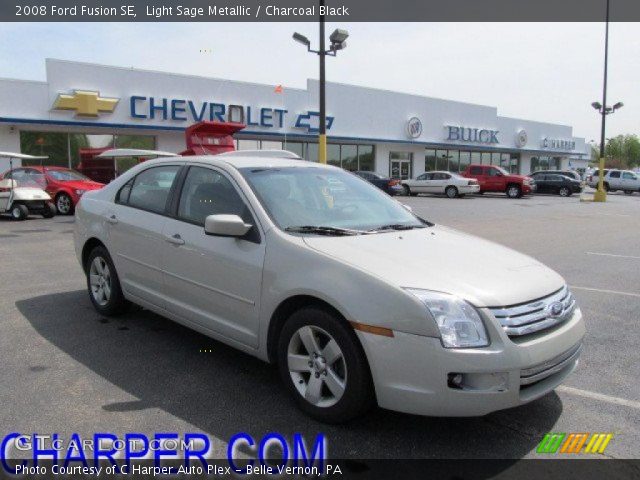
[1,192,639,462]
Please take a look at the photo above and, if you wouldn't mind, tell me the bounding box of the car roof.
[149,154,336,171]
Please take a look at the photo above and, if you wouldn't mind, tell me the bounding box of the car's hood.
[302,225,564,307]
[61,180,104,190]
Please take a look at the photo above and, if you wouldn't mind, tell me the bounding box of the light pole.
[591,0,623,202]
[293,5,348,164]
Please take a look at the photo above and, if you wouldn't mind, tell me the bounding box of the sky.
[0,22,637,142]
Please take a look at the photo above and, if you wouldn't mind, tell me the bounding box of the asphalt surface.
[1,189,639,464]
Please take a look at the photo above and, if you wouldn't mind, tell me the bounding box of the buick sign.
[407,117,423,139]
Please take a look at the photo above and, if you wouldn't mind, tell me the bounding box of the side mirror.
[204,214,252,237]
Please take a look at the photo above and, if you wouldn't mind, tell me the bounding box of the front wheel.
[506,185,522,199]
[56,193,74,215]
[277,306,374,423]
[624,190,634,195]
[402,184,411,196]
[10,204,29,221]
[86,246,129,316]
[558,186,571,197]
[445,186,459,198]
[42,202,56,218]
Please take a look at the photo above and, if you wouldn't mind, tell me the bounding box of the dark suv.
[354,171,403,195]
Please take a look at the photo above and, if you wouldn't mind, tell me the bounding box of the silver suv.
[74,152,585,423]
[588,169,640,194]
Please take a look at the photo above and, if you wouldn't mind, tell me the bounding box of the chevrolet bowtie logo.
[52,90,119,117]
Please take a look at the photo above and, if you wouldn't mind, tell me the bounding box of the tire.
[445,186,458,199]
[277,306,374,423]
[624,190,634,195]
[558,186,571,197]
[85,246,129,316]
[10,204,29,221]
[603,182,610,192]
[402,184,411,196]
[42,202,56,218]
[55,193,74,215]
[506,184,522,199]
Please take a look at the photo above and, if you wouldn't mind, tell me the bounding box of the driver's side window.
[488,168,500,177]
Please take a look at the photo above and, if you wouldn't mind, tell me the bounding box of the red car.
[461,164,535,198]
[0,166,104,215]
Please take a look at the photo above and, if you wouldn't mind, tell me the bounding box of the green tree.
[604,134,640,169]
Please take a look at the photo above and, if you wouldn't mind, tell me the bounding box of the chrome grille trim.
[520,343,582,386]
[490,286,577,337]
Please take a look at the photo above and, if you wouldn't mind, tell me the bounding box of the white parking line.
[557,386,640,410]
[570,285,640,298]
[586,252,640,260]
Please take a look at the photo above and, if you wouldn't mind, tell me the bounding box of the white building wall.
[0,124,22,171]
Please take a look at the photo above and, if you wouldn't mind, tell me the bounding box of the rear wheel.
[277,306,374,423]
[402,184,411,196]
[42,202,56,218]
[56,193,74,215]
[558,186,571,197]
[624,190,634,195]
[506,184,522,199]
[86,246,129,316]
[10,204,29,221]
[445,186,459,198]
[603,182,610,192]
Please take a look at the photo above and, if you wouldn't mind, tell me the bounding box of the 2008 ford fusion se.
[74,151,585,423]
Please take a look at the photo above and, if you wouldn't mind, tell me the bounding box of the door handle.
[165,233,185,246]
[106,214,118,225]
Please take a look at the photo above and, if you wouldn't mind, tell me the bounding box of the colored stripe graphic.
[560,433,589,453]
[536,433,566,453]
[584,433,613,454]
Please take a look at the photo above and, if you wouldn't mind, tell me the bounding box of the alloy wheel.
[89,256,112,306]
[57,194,72,214]
[559,187,570,197]
[287,325,347,408]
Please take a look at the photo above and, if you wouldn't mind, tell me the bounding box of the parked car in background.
[2,166,104,215]
[532,170,582,182]
[529,172,582,197]
[354,171,403,195]
[587,169,640,194]
[401,171,480,198]
[75,152,585,423]
[461,164,535,198]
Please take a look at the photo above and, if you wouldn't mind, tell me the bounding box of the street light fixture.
[292,3,349,164]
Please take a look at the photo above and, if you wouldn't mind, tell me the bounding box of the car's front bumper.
[356,307,585,416]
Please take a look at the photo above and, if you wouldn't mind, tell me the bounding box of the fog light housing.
[448,373,463,389]
[447,372,509,392]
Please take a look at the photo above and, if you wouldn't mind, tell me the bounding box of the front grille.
[489,285,576,337]
[520,343,582,386]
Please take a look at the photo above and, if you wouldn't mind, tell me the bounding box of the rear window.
[119,165,180,215]
[609,171,621,178]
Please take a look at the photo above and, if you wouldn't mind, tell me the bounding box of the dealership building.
[0,59,590,177]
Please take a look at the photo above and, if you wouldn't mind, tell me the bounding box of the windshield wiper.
[285,225,367,236]
[369,224,426,232]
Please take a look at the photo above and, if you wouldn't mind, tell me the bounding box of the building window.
[389,151,413,179]
[20,131,155,169]
[425,149,437,172]
[459,151,471,172]
[260,140,283,150]
[237,139,260,150]
[340,144,358,171]
[357,145,374,171]
[307,143,318,162]
[447,150,459,172]
[481,152,491,165]
[283,141,304,158]
[530,155,559,172]
[471,151,481,165]
[326,143,341,167]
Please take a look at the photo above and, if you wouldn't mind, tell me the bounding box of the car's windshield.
[240,166,426,233]
[7,171,47,189]
[495,166,509,175]
[47,169,90,182]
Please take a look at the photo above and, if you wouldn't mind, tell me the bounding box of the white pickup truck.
[588,169,640,194]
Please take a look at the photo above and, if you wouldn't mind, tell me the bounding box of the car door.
[607,171,622,189]
[622,171,640,191]
[429,172,448,194]
[412,173,430,193]
[469,166,488,191]
[108,163,182,309]
[485,167,504,192]
[161,164,265,348]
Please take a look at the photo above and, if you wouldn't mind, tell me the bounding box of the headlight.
[404,289,489,348]
[75,189,86,196]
